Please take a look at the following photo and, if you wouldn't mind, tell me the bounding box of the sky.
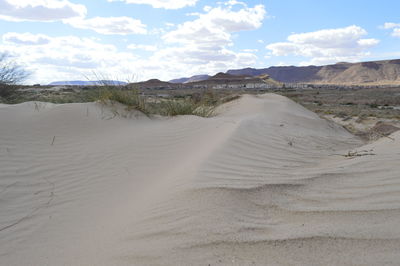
[0,0,399,84]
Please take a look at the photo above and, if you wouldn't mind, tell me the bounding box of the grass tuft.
[159,98,215,117]
[97,88,148,114]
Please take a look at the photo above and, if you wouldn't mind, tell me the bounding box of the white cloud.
[164,22,175,28]
[164,3,265,45]
[0,32,140,83]
[0,0,86,22]
[3,32,51,45]
[266,42,298,56]
[393,28,400,37]
[266,25,380,65]
[203,5,212,12]
[0,2,266,83]
[382,22,400,38]
[287,26,368,47]
[0,31,236,84]
[127,44,158,51]
[144,48,257,80]
[107,0,198,9]
[0,1,147,36]
[65,16,147,35]
[357,38,380,46]
[157,2,265,76]
[222,0,246,7]
[382,22,400,29]
[242,48,258,52]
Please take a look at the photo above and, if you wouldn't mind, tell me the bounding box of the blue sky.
[0,0,399,84]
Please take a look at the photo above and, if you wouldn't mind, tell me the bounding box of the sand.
[0,94,399,265]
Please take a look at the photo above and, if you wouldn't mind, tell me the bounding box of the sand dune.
[1,94,399,265]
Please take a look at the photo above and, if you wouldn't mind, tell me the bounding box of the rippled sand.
[1,94,399,265]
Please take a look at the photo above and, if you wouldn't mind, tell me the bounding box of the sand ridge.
[0,94,399,265]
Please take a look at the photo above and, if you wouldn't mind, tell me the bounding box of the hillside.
[129,79,181,89]
[188,72,281,88]
[169,74,210,83]
[129,73,281,90]
[227,59,400,84]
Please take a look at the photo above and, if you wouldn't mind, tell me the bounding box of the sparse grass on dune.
[96,87,218,118]
[97,88,148,114]
[159,98,215,117]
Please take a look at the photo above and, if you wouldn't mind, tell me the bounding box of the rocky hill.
[129,73,281,90]
[129,79,180,89]
[227,59,400,85]
[188,72,281,89]
[169,74,210,84]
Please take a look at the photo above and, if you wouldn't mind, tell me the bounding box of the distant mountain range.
[131,72,280,90]
[187,72,281,87]
[226,59,400,84]
[48,80,127,86]
[50,59,400,87]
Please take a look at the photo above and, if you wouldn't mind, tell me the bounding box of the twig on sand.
[34,102,39,112]
[343,149,376,159]
[51,136,55,145]
[330,149,376,158]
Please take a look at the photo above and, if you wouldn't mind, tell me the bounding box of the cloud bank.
[0,0,147,36]
[107,0,198,9]
[266,25,379,65]
[65,17,147,35]
[383,22,400,37]
[0,0,86,21]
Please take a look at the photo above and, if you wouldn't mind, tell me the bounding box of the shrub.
[0,53,30,100]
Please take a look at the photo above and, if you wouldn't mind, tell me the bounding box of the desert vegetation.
[96,87,219,117]
[280,87,400,120]
[0,52,30,102]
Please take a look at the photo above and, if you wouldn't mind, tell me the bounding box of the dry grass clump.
[159,99,215,117]
[98,88,148,114]
[97,88,217,118]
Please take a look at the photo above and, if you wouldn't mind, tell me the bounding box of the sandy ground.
[0,94,399,265]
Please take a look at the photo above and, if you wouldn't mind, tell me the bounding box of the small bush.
[336,111,348,118]
[0,84,18,99]
[0,53,30,102]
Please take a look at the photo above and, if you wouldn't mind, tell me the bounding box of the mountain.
[134,79,172,87]
[188,72,281,88]
[227,59,400,84]
[48,80,127,86]
[169,74,210,83]
[128,78,184,89]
